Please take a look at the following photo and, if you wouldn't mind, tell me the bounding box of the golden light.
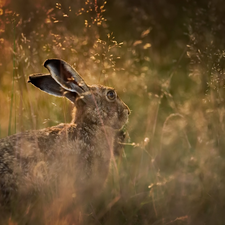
[0,0,10,8]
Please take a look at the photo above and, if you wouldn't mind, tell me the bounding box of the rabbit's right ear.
[28,74,77,103]
[44,59,90,95]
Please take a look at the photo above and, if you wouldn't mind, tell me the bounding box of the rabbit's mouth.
[122,108,130,124]
[111,108,129,130]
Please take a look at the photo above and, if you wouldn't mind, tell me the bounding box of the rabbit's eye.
[106,90,116,101]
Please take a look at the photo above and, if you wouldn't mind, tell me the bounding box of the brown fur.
[0,59,130,205]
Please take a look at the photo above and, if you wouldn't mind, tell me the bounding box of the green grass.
[1,0,225,224]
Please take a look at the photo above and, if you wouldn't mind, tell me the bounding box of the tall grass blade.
[8,18,16,136]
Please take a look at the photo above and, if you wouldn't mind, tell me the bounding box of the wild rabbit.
[0,59,130,205]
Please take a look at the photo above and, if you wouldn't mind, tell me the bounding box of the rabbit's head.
[28,59,130,130]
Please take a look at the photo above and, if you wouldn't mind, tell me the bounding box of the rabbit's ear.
[44,59,89,95]
[28,74,77,103]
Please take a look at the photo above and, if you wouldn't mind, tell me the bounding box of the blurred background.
[1,0,225,224]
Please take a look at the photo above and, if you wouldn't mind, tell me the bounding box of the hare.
[0,59,130,205]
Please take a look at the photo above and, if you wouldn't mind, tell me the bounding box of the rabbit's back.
[0,122,114,202]
[0,124,69,201]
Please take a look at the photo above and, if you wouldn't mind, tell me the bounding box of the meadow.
[1,0,225,224]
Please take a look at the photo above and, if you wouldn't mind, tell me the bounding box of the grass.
[1,0,225,224]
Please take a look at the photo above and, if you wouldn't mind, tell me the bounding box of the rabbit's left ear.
[44,59,89,95]
[28,74,77,103]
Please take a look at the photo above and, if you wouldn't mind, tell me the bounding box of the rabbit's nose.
[125,108,131,115]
